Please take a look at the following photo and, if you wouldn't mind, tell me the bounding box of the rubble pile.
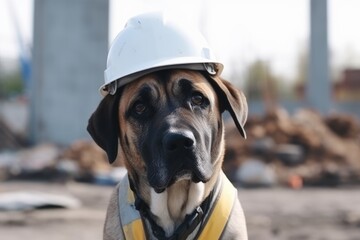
[224,108,360,187]
[0,144,61,181]
[0,140,124,183]
[60,140,124,183]
[61,140,123,173]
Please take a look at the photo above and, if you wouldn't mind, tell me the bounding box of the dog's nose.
[163,130,196,153]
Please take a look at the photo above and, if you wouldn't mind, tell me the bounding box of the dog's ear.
[87,93,121,163]
[207,75,248,138]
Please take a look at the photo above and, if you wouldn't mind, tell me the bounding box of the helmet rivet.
[204,63,216,75]
[109,80,118,95]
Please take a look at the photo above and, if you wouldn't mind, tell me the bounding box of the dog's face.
[118,70,223,193]
[88,69,247,193]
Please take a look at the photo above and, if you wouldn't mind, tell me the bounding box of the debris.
[250,137,275,156]
[325,113,360,139]
[235,159,277,187]
[0,139,126,183]
[60,140,123,173]
[16,143,60,172]
[287,174,303,189]
[55,159,80,181]
[224,107,360,187]
[59,140,124,183]
[0,144,60,181]
[0,192,81,211]
[275,144,304,166]
[342,211,360,227]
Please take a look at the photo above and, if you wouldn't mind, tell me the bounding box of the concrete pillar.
[308,0,331,114]
[30,0,109,144]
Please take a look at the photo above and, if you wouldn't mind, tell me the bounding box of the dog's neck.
[148,180,204,236]
[135,171,219,238]
[127,149,224,237]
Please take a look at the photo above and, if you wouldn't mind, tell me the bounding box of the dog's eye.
[133,101,147,115]
[191,92,204,106]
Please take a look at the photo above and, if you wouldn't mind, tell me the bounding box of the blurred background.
[0,0,359,239]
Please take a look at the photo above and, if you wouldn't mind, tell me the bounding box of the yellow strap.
[122,187,146,240]
[198,173,236,240]
[123,218,146,240]
[122,174,236,240]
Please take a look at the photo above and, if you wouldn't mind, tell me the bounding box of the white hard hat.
[101,11,224,95]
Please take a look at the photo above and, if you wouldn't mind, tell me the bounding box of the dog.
[87,69,248,239]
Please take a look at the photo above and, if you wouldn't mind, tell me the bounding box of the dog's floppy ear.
[207,75,248,138]
[87,93,121,163]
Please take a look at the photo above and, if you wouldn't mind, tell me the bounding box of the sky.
[1,0,360,81]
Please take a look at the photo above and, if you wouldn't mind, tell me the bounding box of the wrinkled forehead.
[120,69,215,102]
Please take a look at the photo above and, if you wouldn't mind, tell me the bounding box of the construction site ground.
[1,181,360,240]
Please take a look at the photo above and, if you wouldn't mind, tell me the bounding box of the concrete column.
[308,0,331,114]
[30,0,109,144]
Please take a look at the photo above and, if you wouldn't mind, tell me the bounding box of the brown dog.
[88,69,248,239]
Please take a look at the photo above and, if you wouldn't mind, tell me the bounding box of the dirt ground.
[1,181,360,240]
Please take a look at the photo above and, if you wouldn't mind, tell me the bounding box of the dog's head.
[87,69,247,193]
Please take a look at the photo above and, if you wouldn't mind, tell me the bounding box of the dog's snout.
[163,130,196,153]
